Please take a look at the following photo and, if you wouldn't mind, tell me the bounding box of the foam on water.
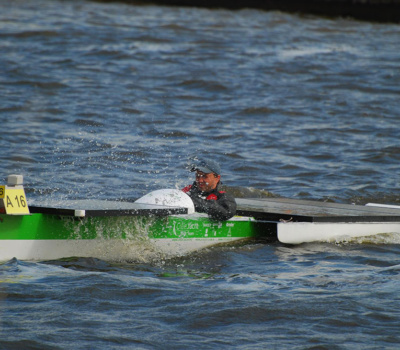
[333,232,400,245]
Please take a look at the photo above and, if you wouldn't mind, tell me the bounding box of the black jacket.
[182,183,237,221]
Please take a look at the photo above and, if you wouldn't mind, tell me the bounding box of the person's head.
[190,159,221,192]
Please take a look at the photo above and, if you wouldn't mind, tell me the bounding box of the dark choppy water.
[1,0,400,348]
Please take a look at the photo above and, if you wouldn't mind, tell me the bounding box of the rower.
[182,158,236,221]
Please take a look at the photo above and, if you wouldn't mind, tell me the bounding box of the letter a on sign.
[1,187,30,215]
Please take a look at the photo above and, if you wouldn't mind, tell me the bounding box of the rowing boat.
[0,205,270,262]
[0,176,271,261]
[1,175,400,261]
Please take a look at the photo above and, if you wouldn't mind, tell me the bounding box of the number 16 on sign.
[0,186,30,215]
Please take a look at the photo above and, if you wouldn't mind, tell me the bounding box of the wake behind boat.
[1,175,400,262]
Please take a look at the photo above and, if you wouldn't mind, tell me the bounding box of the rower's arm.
[191,193,237,221]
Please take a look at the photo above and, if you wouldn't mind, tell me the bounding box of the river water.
[1,0,400,348]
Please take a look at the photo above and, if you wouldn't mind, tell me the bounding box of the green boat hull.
[0,213,274,261]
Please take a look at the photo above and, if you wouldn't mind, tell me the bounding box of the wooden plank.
[236,198,400,223]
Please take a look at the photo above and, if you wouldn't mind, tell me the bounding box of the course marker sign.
[0,185,30,215]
